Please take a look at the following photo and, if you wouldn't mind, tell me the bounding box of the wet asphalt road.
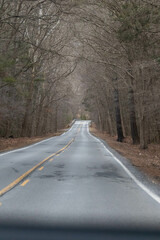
[0,120,160,228]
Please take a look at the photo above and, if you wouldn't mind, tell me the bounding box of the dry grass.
[90,126,160,184]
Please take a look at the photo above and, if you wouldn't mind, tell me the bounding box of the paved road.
[0,121,160,228]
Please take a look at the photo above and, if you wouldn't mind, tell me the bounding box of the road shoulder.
[90,126,160,198]
[0,130,66,154]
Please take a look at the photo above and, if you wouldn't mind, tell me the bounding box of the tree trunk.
[140,115,148,149]
[106,109,114,136]
[21,99,32,137]
[36,104,43,136]
[54,105,58,132]
[128,87,140,144]
[114,85,124,142]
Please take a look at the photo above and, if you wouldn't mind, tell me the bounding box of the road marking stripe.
[21,179,30,187]
[0,124,75,158]
[38,166,44,171]
[74,124,82,136]
[49,138,74,160]
[0,138,74,197]
[0,202,2,206]
[87,123,160,205]
[49,158,54,162]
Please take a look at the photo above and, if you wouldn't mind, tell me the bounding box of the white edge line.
[87,124,160,205]
[0,124,75,158]
[0,137,54,157]
[61,123,75,136]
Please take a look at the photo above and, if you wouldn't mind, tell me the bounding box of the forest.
[0,0,160,149]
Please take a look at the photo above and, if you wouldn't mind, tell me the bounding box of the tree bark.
[140,115,148,149]
[128,87,140,144]
[21,99,32,137]
[54,105,58,133]
[114,81,124,142]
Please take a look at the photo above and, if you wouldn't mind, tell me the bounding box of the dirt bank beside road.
[0,130,65,153]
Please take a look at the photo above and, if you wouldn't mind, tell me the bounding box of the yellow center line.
[49,158,54,162]
[76,125,82,135]
[21,179,30,187]
[0,137,75,197]
[0,202,2,206]
[38,166,44,171]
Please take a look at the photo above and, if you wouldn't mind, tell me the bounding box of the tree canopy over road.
[0,0,160,149]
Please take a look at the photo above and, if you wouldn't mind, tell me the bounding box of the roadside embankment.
[0,130,66,153]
